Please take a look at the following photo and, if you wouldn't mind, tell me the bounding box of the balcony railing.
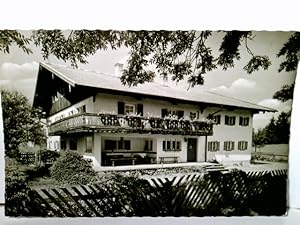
[48,113,213,136]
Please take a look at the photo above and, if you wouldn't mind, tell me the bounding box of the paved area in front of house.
[94,161,288,173]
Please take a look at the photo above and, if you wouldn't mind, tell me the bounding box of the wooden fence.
[27,169,287,217]
[18,152,36,164]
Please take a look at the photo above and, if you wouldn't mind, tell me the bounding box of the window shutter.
[161,108,168,118]
[225,116,229,125]
[137,104,144,116]
[118,101,125,114]
[177,110,184,118]
[239,117,242,126]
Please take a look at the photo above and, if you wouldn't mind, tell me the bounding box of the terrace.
[48,112,214,136]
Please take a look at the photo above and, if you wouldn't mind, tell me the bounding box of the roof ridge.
[207,91,277,111]
[43,62,116,78]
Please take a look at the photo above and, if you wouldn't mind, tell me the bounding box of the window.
[225,116,236,126]
[76,105,86,113]
[104,140,117,150]
[224,141,234,151]
[208,141,220,152]
[124,140,131,150]
[85,136,93,153]
[61,140,66,150]
[70,138,77,150]
[125,104,135,115]
[105,139,131,151]
[239,117,249,126]
[144,140,153,151]
[238,141,248,150]
[190,112,197,120]
[161,109,184,118]
[162,139,181,151]
[213,115,221,125]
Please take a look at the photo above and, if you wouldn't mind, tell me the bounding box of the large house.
[33,62,275,167]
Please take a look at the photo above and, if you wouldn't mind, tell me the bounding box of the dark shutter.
[137,104,144,116]
[118,101,125,114]
[177,110,184,118]
[225,116,229,125]
[161,108,168,118]
[239,117,242,126]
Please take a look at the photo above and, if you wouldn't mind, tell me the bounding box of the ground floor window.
[163,139,181,151]
[224,141,234,151]
[69,138,77,150]
[61,139,66,150]
[144,140,153,151]
[238,141,248,150]
[85,136,93,153]
[104,139,131,151]
[208,141,220,152]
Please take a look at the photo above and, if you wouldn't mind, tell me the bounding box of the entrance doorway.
[187,138,197,162]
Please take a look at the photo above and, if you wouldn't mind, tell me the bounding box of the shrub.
[40,150,60,164]
[5,157,31,216]
[50,151,97,185]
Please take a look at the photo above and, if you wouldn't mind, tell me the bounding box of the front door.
[187,138,197,162]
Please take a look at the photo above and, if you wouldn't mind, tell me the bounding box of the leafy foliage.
[254,111,290,145]
[0,30,32,54]
[253,128,266,150]
[1,90,46,157]
[5,157,31,216]
[40,149,61,164]
[50,150,97,185]
[277,32,300,72]
[1,30,298,87]
[273,83,294,102]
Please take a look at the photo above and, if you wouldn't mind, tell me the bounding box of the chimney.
[114,62,123,77]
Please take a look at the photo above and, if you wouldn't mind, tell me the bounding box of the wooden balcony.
[48,113,213,136]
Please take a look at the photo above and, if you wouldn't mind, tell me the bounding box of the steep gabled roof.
[36,62,276,113]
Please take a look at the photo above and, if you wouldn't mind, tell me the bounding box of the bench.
[159,156,179,164]
[110,157,137,166]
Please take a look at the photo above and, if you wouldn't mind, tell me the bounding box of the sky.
[0,31,296,130]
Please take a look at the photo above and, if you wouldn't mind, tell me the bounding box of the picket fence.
[27,169,287,217]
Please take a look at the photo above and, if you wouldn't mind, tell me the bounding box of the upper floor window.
[225,116,236,126]
[213,115,221,125]
[190,112,197,120]
[118,101,143,116]
[224,141,234,151]
[238,141,248,150]
[208,141,220,152]
[162,109,184,119]
[239,117,249,126]
[125,104,135,115]
[77,105,86,113]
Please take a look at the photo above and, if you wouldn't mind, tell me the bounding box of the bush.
[5,157,31,216]
[50,151,97,185]
[40,150,60,164]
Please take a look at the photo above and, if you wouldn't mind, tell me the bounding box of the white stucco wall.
[94,93,204,119]
[206,108,253,161]
[48,92,255,164]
